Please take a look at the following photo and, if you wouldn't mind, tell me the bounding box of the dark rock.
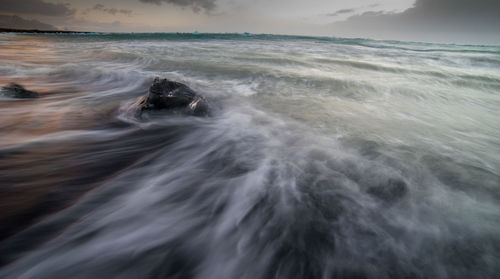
[1,83,39,98]
[137,77,209,116]
[366,178,408,202]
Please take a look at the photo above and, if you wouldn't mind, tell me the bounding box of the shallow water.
[0,33,499,279]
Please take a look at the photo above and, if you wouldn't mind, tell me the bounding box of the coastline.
[0,27,93,34]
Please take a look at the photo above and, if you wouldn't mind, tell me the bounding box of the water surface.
[0,33,499,278]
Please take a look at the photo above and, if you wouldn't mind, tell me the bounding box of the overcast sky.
[0,0,499,44]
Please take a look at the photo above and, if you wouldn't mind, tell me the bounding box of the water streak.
[0,33,499,279]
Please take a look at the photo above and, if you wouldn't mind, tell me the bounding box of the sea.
[0,33,499,278]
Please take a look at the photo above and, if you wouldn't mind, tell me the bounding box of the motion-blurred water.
[0,33,499,279]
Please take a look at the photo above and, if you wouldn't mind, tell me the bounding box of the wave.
[0,33,499,279]
[1,101,498,278]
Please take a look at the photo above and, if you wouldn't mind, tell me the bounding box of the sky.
[0,0,499,44]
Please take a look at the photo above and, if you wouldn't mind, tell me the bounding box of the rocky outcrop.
[1,83,39,98]
[137,78,209,116]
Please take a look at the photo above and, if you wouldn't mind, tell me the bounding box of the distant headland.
[0,27,93,34]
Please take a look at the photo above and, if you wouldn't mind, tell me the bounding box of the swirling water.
[0,33,499,279]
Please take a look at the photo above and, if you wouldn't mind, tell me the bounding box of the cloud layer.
[326,9,355,17]
[93,4,133,17]
[139,0,217,12]
[0,0,74,16]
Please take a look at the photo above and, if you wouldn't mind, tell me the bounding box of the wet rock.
[1,83,39,98]
[137,77,209,116]
[366,178,408,202]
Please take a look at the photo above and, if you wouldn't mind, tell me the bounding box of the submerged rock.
[1,83,39,98]
[137,77,209,116]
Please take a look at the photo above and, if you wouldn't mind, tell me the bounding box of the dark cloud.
[339,0,500,30]
[330,0,500,43]
[0,14,57,30]
[326,9,355,17]
[93,4,133,17]
[325,4,380,18]
[139,0,216,12]
[0,0,74,16]
[396,0,500,29]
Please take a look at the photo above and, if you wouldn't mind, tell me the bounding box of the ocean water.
[0,33,499,278]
